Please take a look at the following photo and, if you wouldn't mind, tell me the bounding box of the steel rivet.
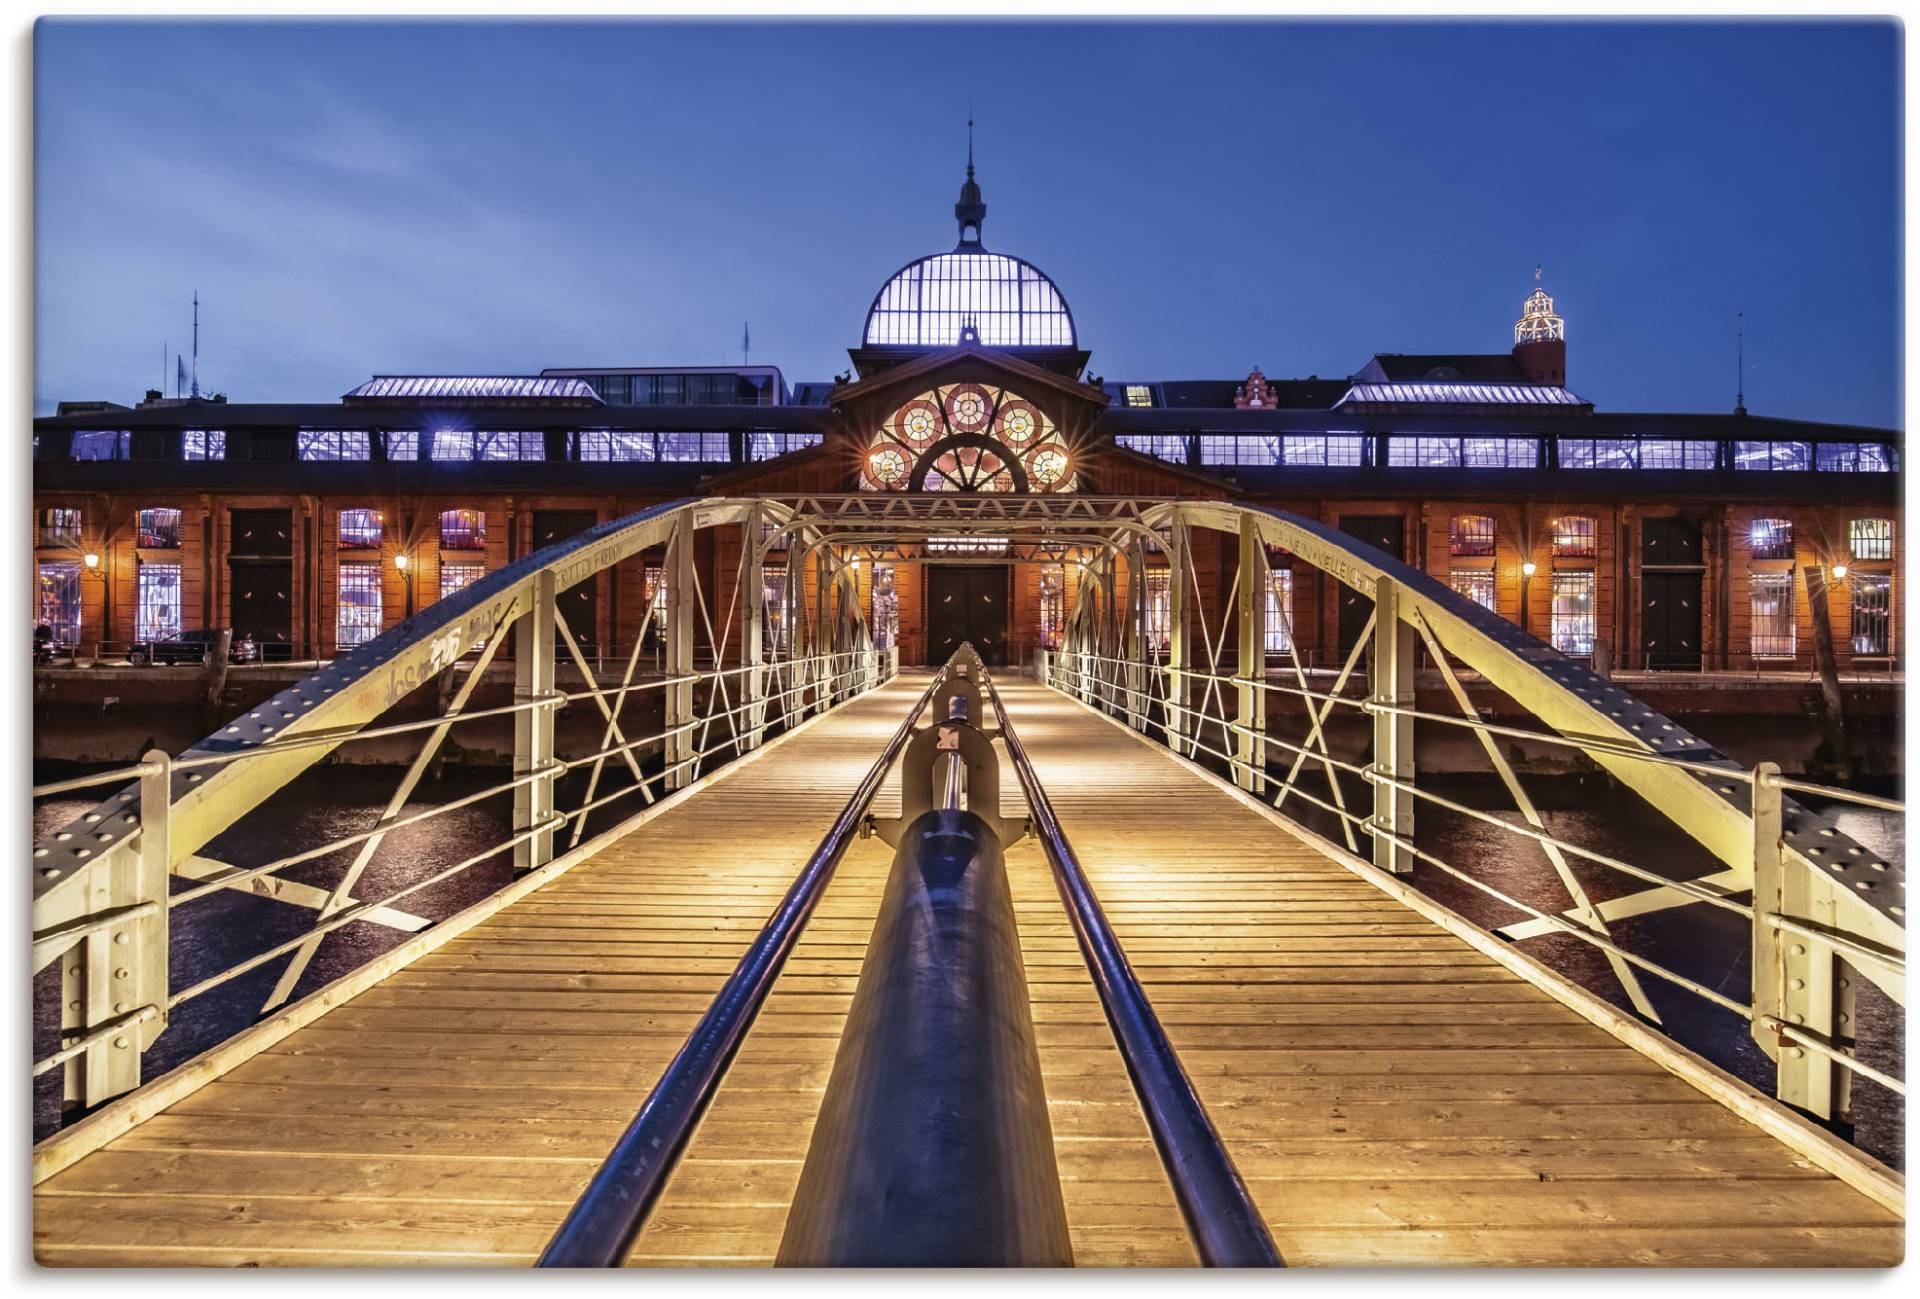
[33,848,47,858]
[1790,944,1806,956]
[112,1037,128,1049]
[1787,1047,1804,1058]
[115,968,129,979]
[39,868,58,879]
[1790,978,1805,990]
[113,933,129,946]
[1790,1013,1805,1024]
[113,1001,127,1013]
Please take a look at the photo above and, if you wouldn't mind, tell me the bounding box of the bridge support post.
[514,570,558,871]
[1098,553,1119,717]
[1368,577,1415,874]
[1167,517,1192,757]
[1234,516,1268,792]
[1750,762,1847,1119]
[1124,540,1148,732]
[740,508,766,752]
[664,515,696,791]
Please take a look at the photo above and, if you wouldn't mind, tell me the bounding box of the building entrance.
[925,565,1010,666]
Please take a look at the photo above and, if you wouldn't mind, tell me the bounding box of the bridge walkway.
[32,674,1903,1266]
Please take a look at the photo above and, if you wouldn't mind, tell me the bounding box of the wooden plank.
[992,679,1904,1267]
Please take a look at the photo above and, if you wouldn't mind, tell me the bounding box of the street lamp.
[1832,562,1850,581]
[395,551,415,618]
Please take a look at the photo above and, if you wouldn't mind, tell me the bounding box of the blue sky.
[34,18,1902,426]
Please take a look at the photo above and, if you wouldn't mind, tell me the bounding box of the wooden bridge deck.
[33,674,1903,1267]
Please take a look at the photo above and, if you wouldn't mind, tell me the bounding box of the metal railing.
[1039,499,1905,1133]
[33,496,892,1122]
[982,667,1283,1267]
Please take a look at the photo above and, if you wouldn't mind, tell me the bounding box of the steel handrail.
[1057,649,1910,814]
[537,667,944,1267]
[981,669,1283,1267]
[30,650,863,799]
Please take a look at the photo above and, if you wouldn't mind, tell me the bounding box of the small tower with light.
[1512,266,1566,386]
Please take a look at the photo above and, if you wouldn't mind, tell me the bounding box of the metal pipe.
[938,750,966,811]
[537,670,944,1267]
[982,671,1283,1267]
[775,807,1073,1267]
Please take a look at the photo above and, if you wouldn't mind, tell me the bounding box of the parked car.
[127,629,260,666]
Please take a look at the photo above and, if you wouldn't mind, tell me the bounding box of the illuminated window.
[763,570,788,655]
[865,563,899,650]
[864,252,1074,348]
[1448,515,1496,557]
[135,563,182,641]
[439,562,484,602]
[643,565,668,634]
[299,429,371,461]
[1639,439,1718,470]
[1550,572,1595,655]
[339,509,383,548]
[1551,515,1597,559]
[659,432,731,462]
[473,431,545,461]
[1124,385,1153,408]
[748,432,824,460]
[1387,436,1536,468]
[1451,569,1496,611]
[1265,568,1294,653]
[1115,434,1188,462]
[862,384,1072,493]
[431,429,475,461]
[1200,436,1285,466]
[1039,565,1066,650]
[1817,443,1897,472]
[578,431,655,462]
[1282,434,1367,466]
[383,431,419,461]
[1749,518,1794,561]
[38,507,81,548]
[1144,571,1171,653]
[1850,518,1893,561]
[182,429,225,460]
[1734,441,1812,471]
[37,561,81,643]
[1851,574,1893,656]
[337,563,383,648]
[1749,573,1796,658]
[137,508,181,549]
[438,509,486,551]
[71,431,129,460]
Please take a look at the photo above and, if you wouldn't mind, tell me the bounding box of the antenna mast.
[1735,310,1746,415]
[191,290,201,400]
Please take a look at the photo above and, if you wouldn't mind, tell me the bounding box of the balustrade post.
[663,514,696,791]
[1368,576,1415,874]
[1167,518,1192,756]
[740,507,767,751]
[1234,516,1267,792]
[1750,761,1844,1117]
[1125,540,1148,733]
[1098,554,1119,715]
[514,570,558,868]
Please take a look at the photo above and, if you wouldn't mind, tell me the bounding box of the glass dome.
[863,252,1076,349]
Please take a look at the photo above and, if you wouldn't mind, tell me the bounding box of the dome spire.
[955,107,986,247]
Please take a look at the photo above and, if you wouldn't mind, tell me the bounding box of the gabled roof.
[344,376,602,404]
[830,340,1110,410]
[1353,354,1532,385]
[1337,381,1589,410]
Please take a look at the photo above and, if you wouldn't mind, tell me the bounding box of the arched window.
[859,384,1077,494]
[1448,514,1496,557]
[438,509,487,551]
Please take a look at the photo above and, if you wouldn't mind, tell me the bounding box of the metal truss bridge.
[30,496,1905,1266]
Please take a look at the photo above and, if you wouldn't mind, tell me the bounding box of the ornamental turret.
[1513,267,1567,385]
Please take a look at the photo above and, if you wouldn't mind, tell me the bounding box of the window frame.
[336,562,384,650]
